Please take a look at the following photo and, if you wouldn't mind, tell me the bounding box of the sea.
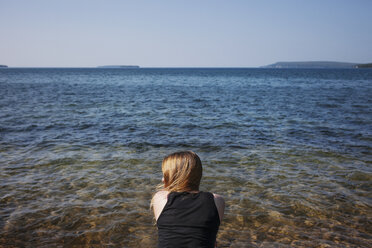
[0,68,371,247]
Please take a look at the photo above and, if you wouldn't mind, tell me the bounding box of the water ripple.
[0,68,371,247]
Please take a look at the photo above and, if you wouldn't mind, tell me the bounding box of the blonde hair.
[159,151,202,192]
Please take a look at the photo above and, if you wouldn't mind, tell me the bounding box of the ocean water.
[0,68,371,247]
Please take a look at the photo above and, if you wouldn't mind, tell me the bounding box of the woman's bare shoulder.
[212,193,225,202]
[153,190,169,201]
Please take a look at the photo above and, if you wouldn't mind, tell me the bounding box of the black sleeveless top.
[157,191,220,248]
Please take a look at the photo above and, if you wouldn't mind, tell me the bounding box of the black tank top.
[157,191,220,248]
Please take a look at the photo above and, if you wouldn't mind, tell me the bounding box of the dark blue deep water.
[0,68,371,247]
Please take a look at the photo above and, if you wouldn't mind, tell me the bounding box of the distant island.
[97,65,140,69]
[261,61,372,69]
[0,65,8,68]
[355,63,372,68]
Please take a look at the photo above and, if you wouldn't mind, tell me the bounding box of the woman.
[151,151,225,248]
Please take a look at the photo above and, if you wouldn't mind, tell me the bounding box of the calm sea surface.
[0,68,371,247]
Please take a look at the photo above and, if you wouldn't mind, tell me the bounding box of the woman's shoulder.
[153,190,169,200]
[211,193,225,207]
[152,191,170,208]
[211,192,224,200]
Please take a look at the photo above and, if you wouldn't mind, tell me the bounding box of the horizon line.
[1,66,262,69]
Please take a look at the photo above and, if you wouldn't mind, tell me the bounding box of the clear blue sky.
[1,0,371,67]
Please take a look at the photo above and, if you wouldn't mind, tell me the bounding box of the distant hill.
[262,61,358,69]
[355,63,372,68]
[97,65,140,68]
[0,65,8,68]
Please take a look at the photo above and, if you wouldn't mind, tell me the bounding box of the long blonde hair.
[159,151,202,192]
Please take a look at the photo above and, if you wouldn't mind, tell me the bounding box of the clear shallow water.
[0,68,371,247]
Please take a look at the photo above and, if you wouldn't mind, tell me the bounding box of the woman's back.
[157,191,220,248]
[151,151,225,247]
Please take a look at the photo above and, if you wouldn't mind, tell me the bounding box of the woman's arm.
[152,191,169,221]
[213,193,225,222]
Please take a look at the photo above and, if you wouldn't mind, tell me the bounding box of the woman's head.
[161,151,202,192]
